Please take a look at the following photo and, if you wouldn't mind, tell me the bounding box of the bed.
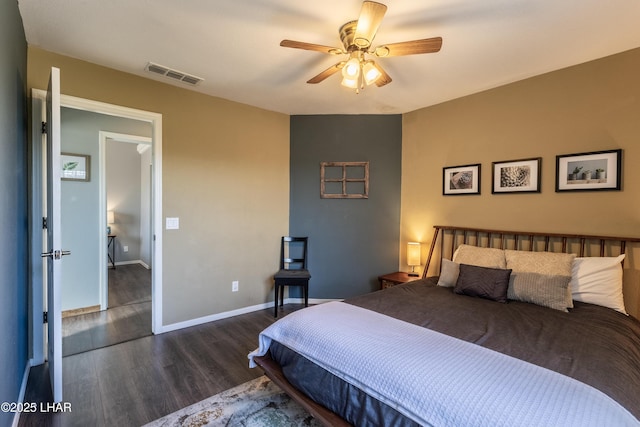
[249,225,640,426]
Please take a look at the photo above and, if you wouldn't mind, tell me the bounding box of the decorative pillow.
[570,255,627,315]
[505,250,575,312]
[452,245,507,269]
[453,264,511,303]
[437,258,460,287]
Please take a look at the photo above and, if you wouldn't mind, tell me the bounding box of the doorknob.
[41,250,72,259]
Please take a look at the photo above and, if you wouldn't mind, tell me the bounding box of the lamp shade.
[363,61,382,86]
[407,242,421,267]
[107,210,115,224]
[342,57,361,79]
[341,76,359,89]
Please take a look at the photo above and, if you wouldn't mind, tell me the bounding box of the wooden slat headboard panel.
[422,225,640,319]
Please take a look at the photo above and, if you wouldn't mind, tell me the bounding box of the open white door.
[43,67,66,402]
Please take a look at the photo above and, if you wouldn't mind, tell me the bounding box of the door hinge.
[42,217,48,229]
[43,311,48,324]
[41,121,47,134]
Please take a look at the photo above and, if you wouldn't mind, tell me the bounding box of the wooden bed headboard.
[422,225,640,319]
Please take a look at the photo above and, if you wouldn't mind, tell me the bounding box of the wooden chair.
[274,236,310,317]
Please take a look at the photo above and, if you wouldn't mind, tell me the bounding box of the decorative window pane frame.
[320,161,369,199]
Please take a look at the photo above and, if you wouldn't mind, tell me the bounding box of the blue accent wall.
[290,115,402,299]
[0,1,28,425]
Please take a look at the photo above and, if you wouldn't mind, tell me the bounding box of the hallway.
[62,264,151,356]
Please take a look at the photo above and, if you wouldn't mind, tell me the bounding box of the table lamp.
[107,210,115,234]
[407,242,421,277]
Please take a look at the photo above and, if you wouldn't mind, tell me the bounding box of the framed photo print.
[492,157,541,194]
[443,163,481,195]
[556,149,621,192]
[61,153,90,182]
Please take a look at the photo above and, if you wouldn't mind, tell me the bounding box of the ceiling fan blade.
[374,37,443,57]
[280,40,344,55]
[353,1,387,48]
[374,63,392,87]
[307,62,345,84]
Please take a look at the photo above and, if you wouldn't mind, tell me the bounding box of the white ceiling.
[18,0,640,115]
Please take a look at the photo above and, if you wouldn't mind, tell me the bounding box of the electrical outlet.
[232,281,239,292]
[123,245,129,252]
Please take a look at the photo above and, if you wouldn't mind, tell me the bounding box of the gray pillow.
[507,272,572,312]
[454,264,512,303]
[437,258,460,287]
[505,250,575,312]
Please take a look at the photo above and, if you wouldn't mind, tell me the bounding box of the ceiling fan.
[280,1,443,93]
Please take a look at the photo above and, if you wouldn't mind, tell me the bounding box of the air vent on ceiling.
[144,62,204,86]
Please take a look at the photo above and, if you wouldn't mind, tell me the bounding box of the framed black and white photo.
[61,153,90,182]
[492,157,541,194]
[556,149,621,192]
[443,164,481,195]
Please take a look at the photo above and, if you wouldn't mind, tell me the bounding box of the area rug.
[143,375,322,427]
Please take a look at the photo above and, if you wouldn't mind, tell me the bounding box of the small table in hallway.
[108,234,116,269]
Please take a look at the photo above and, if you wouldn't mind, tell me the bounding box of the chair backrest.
[280,236,308,270]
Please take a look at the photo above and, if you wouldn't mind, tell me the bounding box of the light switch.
[166,217,179,230]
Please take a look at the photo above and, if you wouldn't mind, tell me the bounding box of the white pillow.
[452,245,506,269]
[570,254,627,314]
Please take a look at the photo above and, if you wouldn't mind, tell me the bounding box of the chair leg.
[280,285,285,307]
[274,284,279,318]
[304,283,309,307]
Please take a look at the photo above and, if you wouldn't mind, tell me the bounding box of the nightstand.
[378,272,420,289]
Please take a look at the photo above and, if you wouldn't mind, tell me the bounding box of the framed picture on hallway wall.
[443,163,481,195]
[61,153,90,182]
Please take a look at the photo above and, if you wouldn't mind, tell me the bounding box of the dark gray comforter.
[269,279,640,423]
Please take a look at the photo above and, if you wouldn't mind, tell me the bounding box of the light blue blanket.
[249,301,639,426]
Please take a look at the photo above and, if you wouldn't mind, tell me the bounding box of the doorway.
[29,90,164,366]
[61,128,154,356]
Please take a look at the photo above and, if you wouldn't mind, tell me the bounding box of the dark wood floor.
[20,295,303,427]
[63,264,151,356]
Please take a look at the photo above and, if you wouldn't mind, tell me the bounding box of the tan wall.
[402,48,640,317]
[28,47,290,325]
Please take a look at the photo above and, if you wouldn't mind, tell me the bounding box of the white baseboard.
[159,302,273,333]
[13,360,32,427]
[114,259,145,267]
[113,259,151,269]
[158,298,341,334]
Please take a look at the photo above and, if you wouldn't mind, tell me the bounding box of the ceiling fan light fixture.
[363,61,382,85]
[341,76,359,89]
[342,57,361,79]
[279,1,441,92]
